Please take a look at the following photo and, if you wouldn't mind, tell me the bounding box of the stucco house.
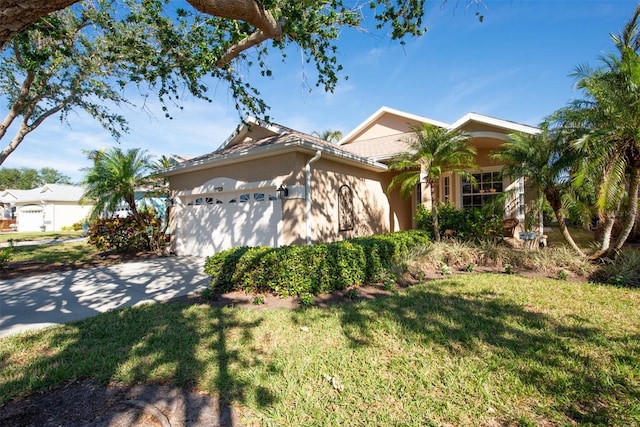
[0,184,92,232]
[162,106,539,257]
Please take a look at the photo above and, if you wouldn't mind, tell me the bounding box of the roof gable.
[339,106,448,145]
[221,117,290,150]
[449,112,539,135]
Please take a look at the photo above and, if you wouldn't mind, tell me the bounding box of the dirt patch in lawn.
[0,250,162,280]
[0,380,245,427]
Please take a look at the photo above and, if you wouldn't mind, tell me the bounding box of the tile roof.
[180,122,350,166]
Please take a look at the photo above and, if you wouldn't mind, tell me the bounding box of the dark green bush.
[87,211,164,253]
[415,203,503,242]
[204,230,430,297]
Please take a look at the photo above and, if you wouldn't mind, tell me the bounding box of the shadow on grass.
[0,300,277,426]
[334,279,640,425]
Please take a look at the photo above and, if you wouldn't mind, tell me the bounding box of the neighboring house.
[0,184,93,232]
[162,106,539,257]
[109,189,169,220]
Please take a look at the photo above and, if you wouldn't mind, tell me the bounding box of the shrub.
[299,293,314,306]
[61,222,84,232]
[415,203,503,242]
[0,246,13,269]
[203,231,430,297]
[590,249,640,287]
[87,211,165,254]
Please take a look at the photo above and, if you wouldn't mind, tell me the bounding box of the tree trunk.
[609,166,640,255]
[430,180,440,242]
[545,189,584,256]
[0,0,79,48]
[0,115,30,165]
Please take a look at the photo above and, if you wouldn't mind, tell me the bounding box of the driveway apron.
[0,256,209,338]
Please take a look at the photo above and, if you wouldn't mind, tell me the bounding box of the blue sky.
[0,0,637,182]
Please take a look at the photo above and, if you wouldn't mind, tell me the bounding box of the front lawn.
[8,241,94,264]
[0,230,84,243]
[1,274,638,425]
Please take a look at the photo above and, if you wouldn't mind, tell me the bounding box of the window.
[338,185,354,231]
[462,171,503,208]
[416,183,422,204]
[515,177,525,219]
[443,176,450,203]
[239,193,250,203]
[254,193,265,202]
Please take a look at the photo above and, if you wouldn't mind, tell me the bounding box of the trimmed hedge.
[203,230,430,297]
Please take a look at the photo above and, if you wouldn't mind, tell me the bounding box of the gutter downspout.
[305,150,322,245]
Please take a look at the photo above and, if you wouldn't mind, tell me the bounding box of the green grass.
[8,241,95,263]
[545,225,596,251]
[1,275,638,426]
[0,230,84,243]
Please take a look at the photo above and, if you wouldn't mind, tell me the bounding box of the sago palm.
[387,123,476,242]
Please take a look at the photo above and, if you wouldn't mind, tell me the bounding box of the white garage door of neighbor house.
[178,191,281,256]
[18,206,44,232]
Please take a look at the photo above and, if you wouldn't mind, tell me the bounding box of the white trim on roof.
[449,112,540,134]
[338,106,449,145]
[220,116,284,150]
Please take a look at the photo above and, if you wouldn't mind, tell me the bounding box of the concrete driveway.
[0,256,209,338]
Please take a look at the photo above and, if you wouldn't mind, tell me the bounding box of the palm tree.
[491,127,585,256]
[312,129,343,143]
[387,123,476,242]
[82,147,152,222]
[554,5,640,256]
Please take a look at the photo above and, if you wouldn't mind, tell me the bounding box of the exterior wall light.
[276,185,289,199]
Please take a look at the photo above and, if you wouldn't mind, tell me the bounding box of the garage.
[17,205,44,232]
[176,189,281,256]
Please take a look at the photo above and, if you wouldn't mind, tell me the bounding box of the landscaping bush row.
[203,231,431,297]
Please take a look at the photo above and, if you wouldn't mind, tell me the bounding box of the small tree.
[491,127,586,256]
[82,147,152,222]
[553,4,640,257]
[387,123,477,242]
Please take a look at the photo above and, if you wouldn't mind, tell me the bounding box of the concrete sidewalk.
[0,256,209,338]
